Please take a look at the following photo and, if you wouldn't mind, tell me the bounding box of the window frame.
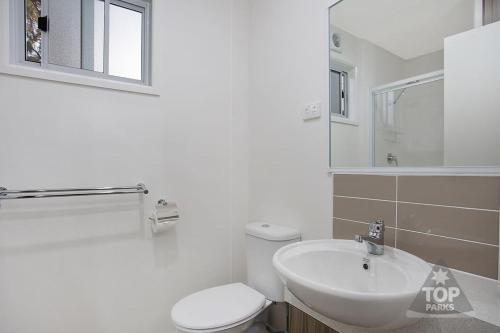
[13,0,151,86]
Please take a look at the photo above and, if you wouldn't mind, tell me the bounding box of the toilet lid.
[171,283,266,330]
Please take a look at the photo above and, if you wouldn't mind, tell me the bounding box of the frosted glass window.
[17,0,150,84]
[48,0,83,68]
[48,0,105,71]
[92,1,105,72]
[109,4,143,80]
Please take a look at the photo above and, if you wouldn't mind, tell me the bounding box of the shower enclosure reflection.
[373,73,444,167]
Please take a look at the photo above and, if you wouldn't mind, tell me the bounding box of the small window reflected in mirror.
[330,69,348,118]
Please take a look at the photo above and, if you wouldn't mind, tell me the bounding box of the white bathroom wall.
[0,0,249,332]
[247,0,332,240]
[444,20,500,166]
[403,50,444,77]
[230,0,250,283]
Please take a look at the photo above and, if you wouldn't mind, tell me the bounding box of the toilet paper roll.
[149,200,180,234]
[151,216,178,234]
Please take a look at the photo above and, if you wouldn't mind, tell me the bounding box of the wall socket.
[303,102,321,120]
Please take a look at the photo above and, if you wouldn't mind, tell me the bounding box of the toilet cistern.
[354,219,385,255]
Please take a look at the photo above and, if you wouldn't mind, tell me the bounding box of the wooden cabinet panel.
[288,305,339,333]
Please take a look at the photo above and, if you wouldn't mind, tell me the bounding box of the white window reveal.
[16,0,151,85]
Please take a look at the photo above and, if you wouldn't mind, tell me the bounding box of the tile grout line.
[396,227,500,248]
[333,217,500,248]
[333,217,398,230]
[333,195,500,213]
[397,201,500,213]
[333,195,396,203]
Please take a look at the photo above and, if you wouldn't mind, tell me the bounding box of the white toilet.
[171,223,301,333]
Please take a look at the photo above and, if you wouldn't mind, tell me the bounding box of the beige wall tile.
[334,196,396,227]
[398,176,500,210]
[397,230,499,279]
[334,175,396,200]
[332,174,500,281]
[333,218,395,247]
[398,203,499,245]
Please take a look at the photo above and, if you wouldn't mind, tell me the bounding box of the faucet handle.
[368,219,385,239]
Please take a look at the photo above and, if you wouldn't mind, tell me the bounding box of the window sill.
[331,116,359,126]
[0,64,160,96]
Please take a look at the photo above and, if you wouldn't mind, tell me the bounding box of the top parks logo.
[407,261,474,318]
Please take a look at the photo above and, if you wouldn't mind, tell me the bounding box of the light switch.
[303,102,321,120]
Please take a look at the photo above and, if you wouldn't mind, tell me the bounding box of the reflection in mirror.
[329,0,500,168]
[373,74,444,167]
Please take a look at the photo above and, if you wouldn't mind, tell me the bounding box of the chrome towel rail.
[0,183,148,200]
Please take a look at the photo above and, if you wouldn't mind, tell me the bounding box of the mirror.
[329,0,500,168]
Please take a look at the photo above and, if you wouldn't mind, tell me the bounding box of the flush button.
[261,224,270,228]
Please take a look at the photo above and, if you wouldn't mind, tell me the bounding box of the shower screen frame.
[369,70,444,167]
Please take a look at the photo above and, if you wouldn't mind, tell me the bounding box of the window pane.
[330,70,341,115]
[25,0,42,63]
[340,72,348,117]
[109,4,143,80]
[48,0,105,72]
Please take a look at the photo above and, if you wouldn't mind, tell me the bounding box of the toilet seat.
[171,283,267,332]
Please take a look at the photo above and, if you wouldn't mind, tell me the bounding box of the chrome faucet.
[387,153,399,166]
[354,220,385,255]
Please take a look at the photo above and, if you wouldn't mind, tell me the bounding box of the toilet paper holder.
[149,199,180,233]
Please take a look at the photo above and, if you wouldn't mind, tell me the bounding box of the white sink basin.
[273,240,431,329]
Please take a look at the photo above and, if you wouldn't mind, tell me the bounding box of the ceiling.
[331,0,476,60]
